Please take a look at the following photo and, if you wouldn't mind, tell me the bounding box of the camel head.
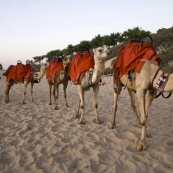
[62,55,71,69]
[0,64,3,70]
[93,45,111,63]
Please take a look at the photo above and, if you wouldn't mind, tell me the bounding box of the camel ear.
[93,48,96,53]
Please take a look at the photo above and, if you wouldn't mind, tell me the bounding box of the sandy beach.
[0,73,173,173]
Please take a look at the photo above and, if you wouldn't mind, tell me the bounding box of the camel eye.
[98,49,102,53]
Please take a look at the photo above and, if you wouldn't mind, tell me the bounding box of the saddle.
[68,46,94,85]
[46,57,64,83]
[4,60,34,83]
[113,35,161,83]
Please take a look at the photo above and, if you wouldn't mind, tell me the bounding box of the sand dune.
[0,74,173,173]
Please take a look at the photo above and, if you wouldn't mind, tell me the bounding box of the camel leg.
[5,83,11,103]
[110,88,119,129]
[63,82,69,107]
[136,89,147,151]
[77,85,85,124]
[93,86,103,124]
[75,99,81,119]
[48,83,52,105]
[144,89,156,138]
[54,84,59,110]
[30,82,34,102]
[53,85,55,103]
[22,82,28,104]
[146,89,156,118]
[127,88,141,127]
[110,81,122,129]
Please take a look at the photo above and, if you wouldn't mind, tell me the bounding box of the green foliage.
[159,48,173,73]
[152,27,173,49]
[103,67,114,75]
[31,64,40,72]
[122,27,151,41]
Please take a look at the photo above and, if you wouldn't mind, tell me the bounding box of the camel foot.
[78,118,85,124]
[96,118,104,124]
[65,104,70,107]
[5,98,10,103]
[22,102,26,104]
[136,139,147,151]
[54,106,59,110]
[49,103,52,105]
[109,124,116,129]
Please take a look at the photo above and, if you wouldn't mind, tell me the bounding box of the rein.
[155,92,172,98]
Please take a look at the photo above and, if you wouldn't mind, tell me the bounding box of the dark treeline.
[32,26,173,73]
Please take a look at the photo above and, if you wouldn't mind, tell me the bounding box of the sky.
[0,0,173,69]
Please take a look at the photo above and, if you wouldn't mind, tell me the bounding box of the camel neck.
[94,59,105,73]
[38,68,45,79]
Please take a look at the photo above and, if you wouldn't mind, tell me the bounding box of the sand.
[0,74,173,173]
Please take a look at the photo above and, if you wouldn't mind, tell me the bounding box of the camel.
[47,56,71,110]
[5,63,47,104]
[0,64,2,79]
[111,58,173,151]
[75,45,111,124]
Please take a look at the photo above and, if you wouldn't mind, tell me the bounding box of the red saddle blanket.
[113,42,161,83]
[68,51,94,85]
[4,63,34,83]
[46,58,63,83]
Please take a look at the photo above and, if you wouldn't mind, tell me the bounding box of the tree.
[102,35,113,46]
[113,32,123,45]
[79,40,92,50]
[122,27,151,41]
[67,44,74,55]
[90,34,103,48]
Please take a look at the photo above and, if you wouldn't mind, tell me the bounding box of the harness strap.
[154,73,169,92]
[162,92,172,98]
[151,67,161,87]
[150,52,157,60]
[155,92,162,98]
[154,73,171,98]
[88,69,93,84]
[155,92,172,99]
